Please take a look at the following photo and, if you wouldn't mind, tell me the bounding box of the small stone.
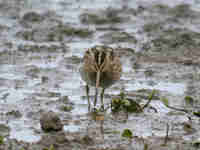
[40,111,63,132]
[81,135,94,145]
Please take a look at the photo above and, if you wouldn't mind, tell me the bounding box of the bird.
[80,45,122,111]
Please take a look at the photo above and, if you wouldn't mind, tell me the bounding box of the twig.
[166,105,189,113]
[149,106,158,113]
[142,97,153,110]
[142,90,156,110]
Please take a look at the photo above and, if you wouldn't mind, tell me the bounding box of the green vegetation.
[121,129,133,139]
[60,105,73,112]
[184,96,194,105]
[111,90,157,113]
[61,27,93,38]
[43,145,55,150]
[111,95,142,113]
[143,22,163,33]
[80,12,122,25]
[0,136,4,145]
[193,111,200,117]
[161,97,169,107]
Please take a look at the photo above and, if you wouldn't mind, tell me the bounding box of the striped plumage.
[80,45,122,111]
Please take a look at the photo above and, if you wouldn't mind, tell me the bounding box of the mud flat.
[0,0,200,149]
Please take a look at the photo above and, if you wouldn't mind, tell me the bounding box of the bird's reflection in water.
[86,111,105,140]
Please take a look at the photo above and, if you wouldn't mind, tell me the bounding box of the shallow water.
[125,80,186,95]
[0,0,200,147]
[9,119,41,142]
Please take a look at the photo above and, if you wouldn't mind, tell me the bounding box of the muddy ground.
[0,0,200,149]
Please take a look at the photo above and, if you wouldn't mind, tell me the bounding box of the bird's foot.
[100,105,105,112]
[91,107,98,113]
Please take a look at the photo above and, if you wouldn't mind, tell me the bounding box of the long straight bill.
[96,70,100,88]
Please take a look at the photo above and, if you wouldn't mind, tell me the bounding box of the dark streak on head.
[85,45,116,69]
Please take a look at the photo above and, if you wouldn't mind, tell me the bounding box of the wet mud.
[0,0,200,149]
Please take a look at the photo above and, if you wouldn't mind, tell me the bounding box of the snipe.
[80,45,122,111]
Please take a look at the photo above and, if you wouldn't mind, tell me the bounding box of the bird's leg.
[100,88,105,111]
[94,87,98,108]
[94,70,100,108]
[86,85,91,111]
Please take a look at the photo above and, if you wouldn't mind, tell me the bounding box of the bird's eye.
[86,51,90,55]
[95,52,99,63]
